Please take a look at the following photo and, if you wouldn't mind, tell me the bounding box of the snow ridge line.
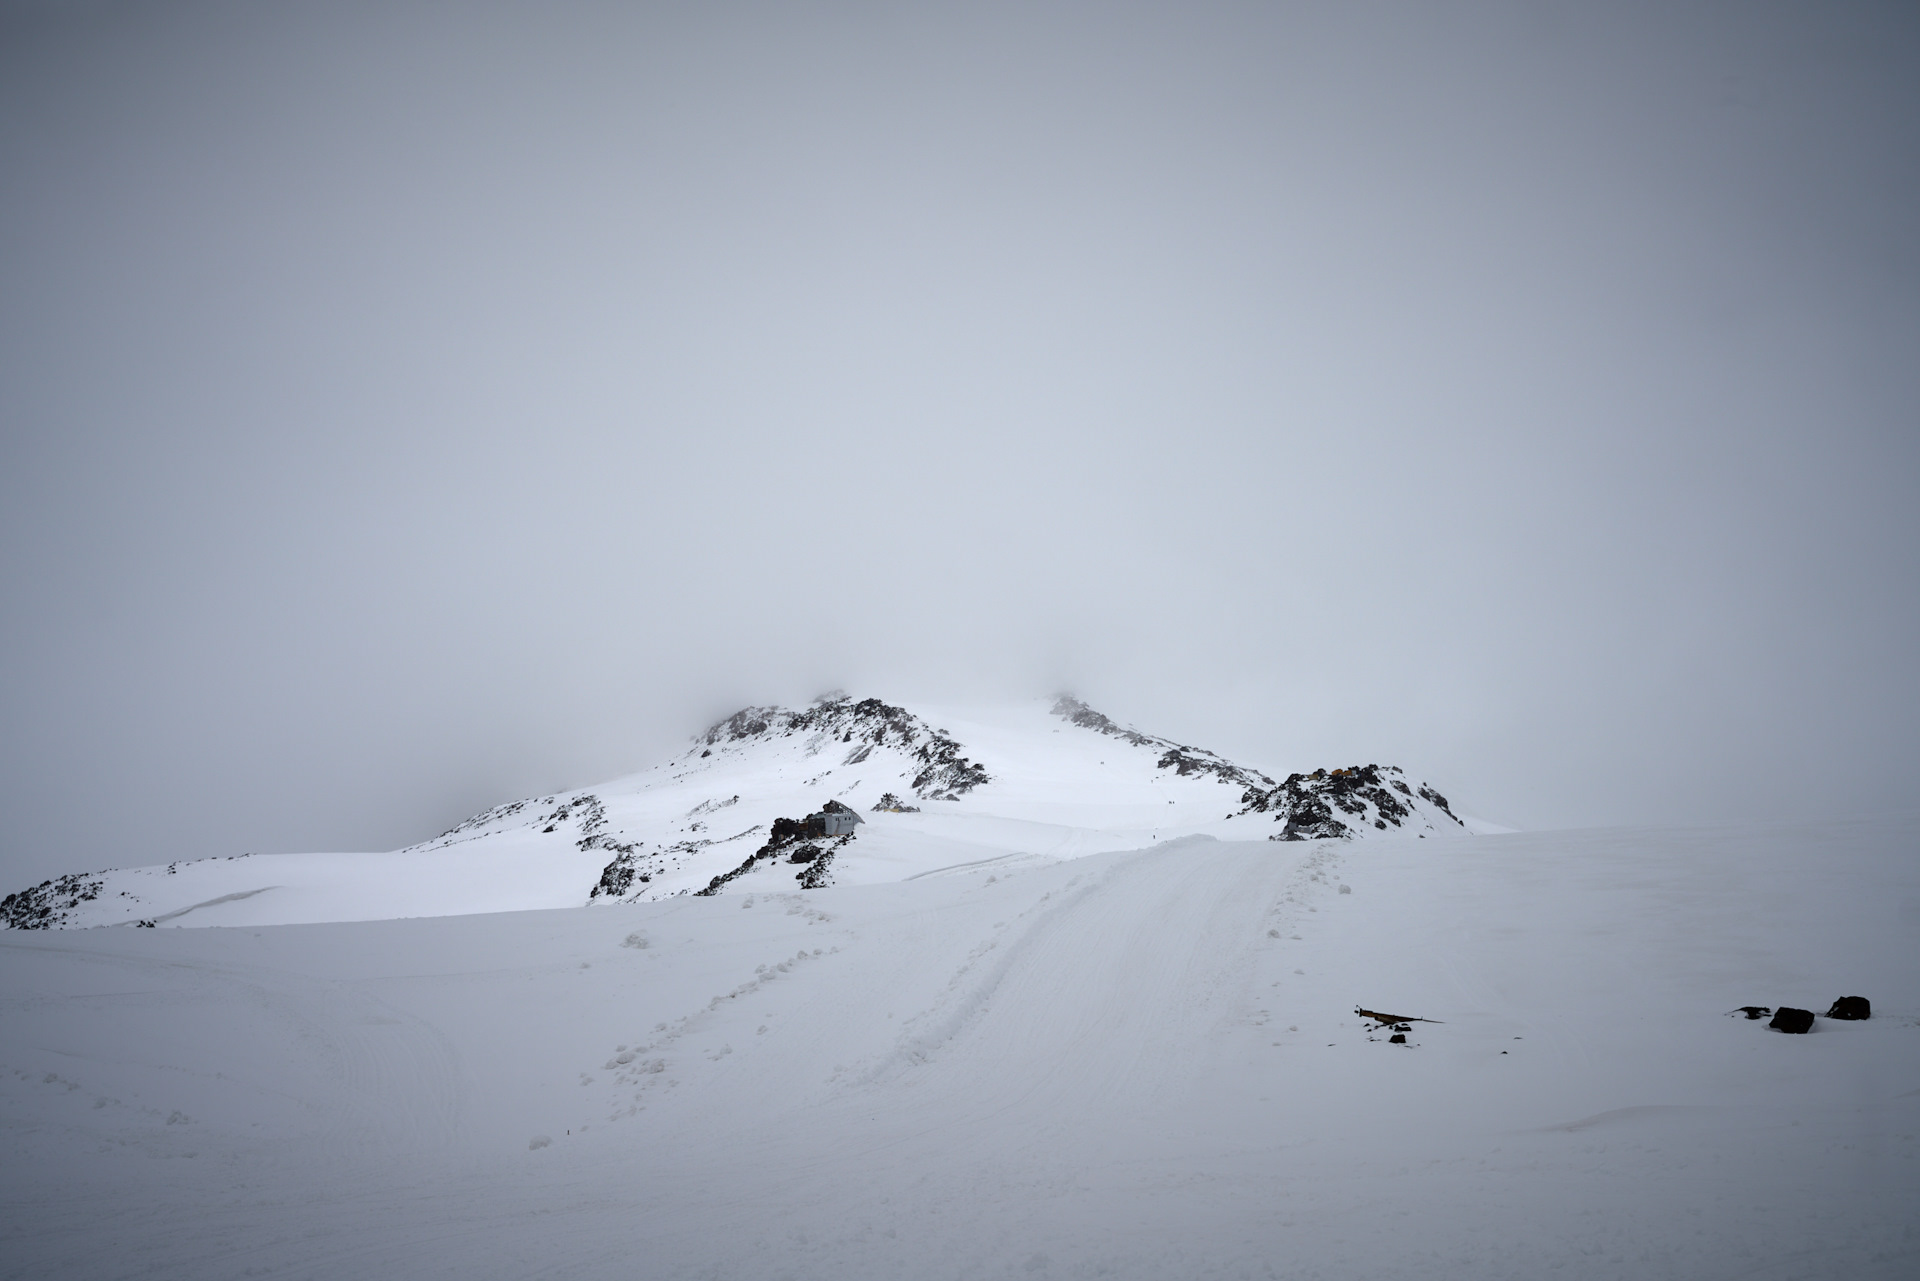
[409,792,644,857]
[1049,695,1276,791]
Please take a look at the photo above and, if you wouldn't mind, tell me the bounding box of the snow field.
[1,816,1914,1279]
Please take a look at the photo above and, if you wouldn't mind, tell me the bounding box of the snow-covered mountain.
[0,695,1465,930]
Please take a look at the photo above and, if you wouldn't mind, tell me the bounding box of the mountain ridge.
[1,695,1466,929]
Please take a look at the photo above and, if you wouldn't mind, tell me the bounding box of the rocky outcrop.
[1,872,108,930]
[1236,765,1464,841]
[695,813,855,895]
[796,836,850,889]
[591,854,640,899]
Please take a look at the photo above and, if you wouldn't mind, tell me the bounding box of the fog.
[2,1,1916,888]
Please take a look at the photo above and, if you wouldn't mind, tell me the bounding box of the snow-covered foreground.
[2,817,1915,1280]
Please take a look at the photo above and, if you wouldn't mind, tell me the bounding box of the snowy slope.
[1,695,1465,929]
[1,816,1913,1280]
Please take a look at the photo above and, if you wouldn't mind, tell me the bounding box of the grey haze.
[2,1,1916,887]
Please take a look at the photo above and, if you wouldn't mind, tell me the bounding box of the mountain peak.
[698,696,990,801]
[2,696,1469,929]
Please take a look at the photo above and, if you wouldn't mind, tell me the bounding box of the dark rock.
[1388,1033,1406,1044]
[699,803,862,895]
[1823,996,1870,1021]
[1769,1007,1815,1034]
[591,853,640,899]
[796,833,853,889]
[1238,763,1462,842]
[2,873,109,930]
[1736,1006,1772,1020]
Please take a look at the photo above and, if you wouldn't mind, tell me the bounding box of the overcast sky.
[2,1,1916,887]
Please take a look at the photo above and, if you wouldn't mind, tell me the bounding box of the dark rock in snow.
[796,833,853,889]
[697,808,858,895]
[591,853,643,899]
[1238,765,1462,842]
[1,873,109,930]
[1389,1033,1407,1044]
[1735,1006,1772,1020]
[1823,996,1870,1020]
[1768,1007,1815,1034]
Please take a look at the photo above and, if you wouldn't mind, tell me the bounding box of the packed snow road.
[2,820,1916,1279]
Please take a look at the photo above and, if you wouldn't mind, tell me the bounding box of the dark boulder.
[1736,1006,1772,1020]
[1823,996,1871,1021]
[1768,1007,1815,1034]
